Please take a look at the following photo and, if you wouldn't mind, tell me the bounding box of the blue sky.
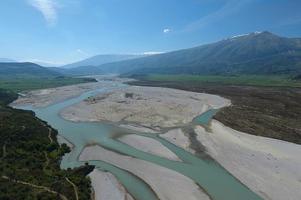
[0,0,301,65]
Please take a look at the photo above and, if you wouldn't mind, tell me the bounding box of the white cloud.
[143,51,164,55]
[163,28,171,33]
[22,58,64,67]
[28,0,59,26]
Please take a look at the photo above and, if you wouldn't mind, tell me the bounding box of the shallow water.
[193,109,218,125]
[18,80,263,200]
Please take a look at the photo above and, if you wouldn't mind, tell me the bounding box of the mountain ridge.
[94,31,301,75]
[0,58,16,63]
[0,62,62,78]
[61,54,145,69]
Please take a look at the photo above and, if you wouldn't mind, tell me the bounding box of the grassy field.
[130,75,301,144]
[0,77,96,92]
[138,74,301,87]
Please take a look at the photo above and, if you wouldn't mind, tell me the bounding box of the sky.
[0,0,301,66]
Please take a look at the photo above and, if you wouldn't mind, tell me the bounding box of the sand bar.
[89,169,134,200]
[195,120,301,200]
[160,128,195,154]
[118,134,181,161]
[61,86,230,129]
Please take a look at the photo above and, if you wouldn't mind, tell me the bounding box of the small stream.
[17,80,263,200]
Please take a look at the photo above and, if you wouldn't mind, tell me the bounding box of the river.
[17,79,263,200]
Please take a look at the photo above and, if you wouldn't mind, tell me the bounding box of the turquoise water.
[89,160,159,200]
[193,109,218,126]
[19,81,263,200]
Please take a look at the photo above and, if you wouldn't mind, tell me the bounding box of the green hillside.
[0,89,93,200]
[97,32,301,75]
[0,62,61,78]
[0,62,96,92]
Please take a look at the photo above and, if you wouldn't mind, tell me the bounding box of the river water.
[18,80,263,200]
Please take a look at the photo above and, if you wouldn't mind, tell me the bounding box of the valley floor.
[11,76,301,200]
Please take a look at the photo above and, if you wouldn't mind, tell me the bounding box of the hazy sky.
[1,0,301,65]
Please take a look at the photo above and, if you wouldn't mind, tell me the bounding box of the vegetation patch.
[133,74,301,88]
[0,77,96,92]
[0,89,94,200]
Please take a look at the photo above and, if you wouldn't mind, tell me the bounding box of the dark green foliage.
[66,166,95,199]
[134,74,301,87]
[0,89,94,199]
[293,74,301,80]
[0,179,56,200]
[0,89,18,105]
[125,93,134,98]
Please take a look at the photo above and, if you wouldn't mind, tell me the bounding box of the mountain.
[96,31,301,75]
[52,65,104,76]
[0,62,62,78]
[0,58,16,63]
[62,54,144,69]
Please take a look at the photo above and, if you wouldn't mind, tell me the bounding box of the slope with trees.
[0,89,94,200]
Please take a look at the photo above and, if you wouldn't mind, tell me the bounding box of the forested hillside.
[0,89,94,200]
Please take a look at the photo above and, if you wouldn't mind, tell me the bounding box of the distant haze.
[61,54,145,69]
[2,31,301,78]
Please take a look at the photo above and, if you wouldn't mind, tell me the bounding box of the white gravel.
[118,134,181,161]
[61,86,230,129]
[89,169,134,200]
[195,120,301,200]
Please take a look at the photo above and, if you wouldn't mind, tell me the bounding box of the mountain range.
[0,62,61,78]
[95,31,301,75]
[0,58,16,63]
[61,54,144,69]
[1,31,301,78]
